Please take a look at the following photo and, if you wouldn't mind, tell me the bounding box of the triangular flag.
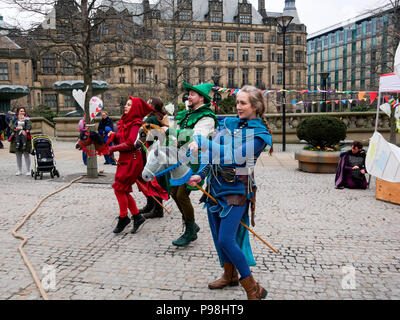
[369,92,378,104]
[358,92,366,101]
[349,99,353,104]
[341,100,347,104]
[335,100,339,104]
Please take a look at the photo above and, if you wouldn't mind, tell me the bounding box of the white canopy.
[379,73,400,93]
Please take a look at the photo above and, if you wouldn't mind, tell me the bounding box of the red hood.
[121,96,155,124]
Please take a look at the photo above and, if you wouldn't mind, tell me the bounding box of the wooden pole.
[194,184,279,254]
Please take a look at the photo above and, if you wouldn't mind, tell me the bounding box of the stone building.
[0,16,32,112]
[307,4,399,112]
[6,0,308,115]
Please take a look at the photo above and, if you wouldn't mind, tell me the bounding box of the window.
[239,14,251,24]
[256,50,263,62]
[119,77,125,83]
[166,48,174,60]
[180,30,191,40]
[242,69,248,86]
[242,49,249,62]
[213,48,220,61]
[138,69,146,84]
[284,36,291,45]
[117,23,123,35]
[15,63,19,76]
[296,71,301,85]
[240,32,250,42]
[119,67,125,74]
[183,68,190,83]
[226,31,237,42]
[211,31,221,41]
[255,33,264,43]
[0,62,9,80]
[195,30,206,41]
[277,71,282,85]
[210,12,222,22]
[62,52,75,75]
[103,24,109,35]
[295,51,302,63]
[182,47,190,60]
[228,49,235,62]
[179,11,192,21]
[197,48,205,60]
[277,53,283,63]
[228,68,235,87]
[42,54,56,74]
[167,68,175,88]
[198,67,205,84]
[297,36,302,45]
[256,69,263,87]
[64,95,76,108]
[44,94,58,108]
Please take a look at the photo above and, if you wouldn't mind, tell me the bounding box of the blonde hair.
[239,85,273,155]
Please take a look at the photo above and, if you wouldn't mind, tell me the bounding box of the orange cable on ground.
[11,176,84,300]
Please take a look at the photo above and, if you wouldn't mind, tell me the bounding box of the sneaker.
[16,171,22,176]
[25,171,31,176]
[131,214,147,234]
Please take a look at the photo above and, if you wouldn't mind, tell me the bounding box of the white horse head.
[142,143,193,186]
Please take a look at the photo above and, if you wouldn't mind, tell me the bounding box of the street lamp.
[276,15,293,152]
[319,72,330,112]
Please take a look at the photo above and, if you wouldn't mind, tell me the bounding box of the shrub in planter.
[296,115,347,151]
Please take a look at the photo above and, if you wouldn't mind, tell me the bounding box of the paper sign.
[366,132,400,183]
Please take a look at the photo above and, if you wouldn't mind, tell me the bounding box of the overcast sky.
[249,0,390,34]
[0,0,393,34]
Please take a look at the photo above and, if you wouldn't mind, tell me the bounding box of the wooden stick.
[135,180,172,216]
[195,184,279,254]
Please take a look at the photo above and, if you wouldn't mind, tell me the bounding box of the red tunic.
[110,97,155,193]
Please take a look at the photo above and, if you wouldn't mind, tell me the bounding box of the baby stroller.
[30,134,60,180]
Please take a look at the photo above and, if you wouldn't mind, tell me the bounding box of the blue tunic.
[193,117,272,268]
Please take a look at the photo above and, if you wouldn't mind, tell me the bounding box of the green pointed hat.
[183,81,214,103]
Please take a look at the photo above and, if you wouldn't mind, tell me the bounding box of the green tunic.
[168,103,218,190]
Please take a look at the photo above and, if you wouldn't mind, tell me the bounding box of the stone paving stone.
[0,141,399,300]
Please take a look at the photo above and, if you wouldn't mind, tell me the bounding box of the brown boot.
[239,274,267,300]
[208,262,239,289]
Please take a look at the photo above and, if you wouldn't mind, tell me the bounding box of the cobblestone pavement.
[0,140,399,300]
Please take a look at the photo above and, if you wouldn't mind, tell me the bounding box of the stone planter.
[294,150,341,173]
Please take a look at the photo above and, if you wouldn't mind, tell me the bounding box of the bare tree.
[7,0,150,177]
[139,0,212,110]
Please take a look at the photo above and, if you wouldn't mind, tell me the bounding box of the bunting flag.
[211,86,378,96]
[358,92,366,101]
[369,92,378,105]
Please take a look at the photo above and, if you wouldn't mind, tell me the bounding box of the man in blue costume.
[188,85,273,300]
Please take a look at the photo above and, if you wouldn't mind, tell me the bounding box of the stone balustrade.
[31,112,395,144]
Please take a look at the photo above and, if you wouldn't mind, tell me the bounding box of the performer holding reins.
[167,81,218,247]
[187,85,273,300]
[106,97,155,234]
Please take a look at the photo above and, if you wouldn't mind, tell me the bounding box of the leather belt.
[216,166,236,183]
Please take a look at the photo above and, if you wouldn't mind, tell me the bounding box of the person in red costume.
[107,96,155,234]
